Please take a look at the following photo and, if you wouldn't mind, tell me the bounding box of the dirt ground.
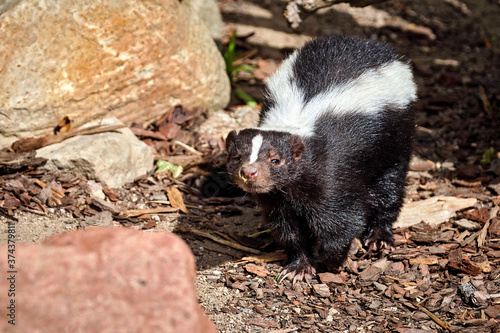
[1,0,500,332]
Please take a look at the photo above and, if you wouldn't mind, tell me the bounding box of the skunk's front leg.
[264,207,316,284]
[278,250,316,285]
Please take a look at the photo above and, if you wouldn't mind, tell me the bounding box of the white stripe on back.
[260,60,417,137]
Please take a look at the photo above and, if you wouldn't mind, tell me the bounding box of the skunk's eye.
[230,154,241,162]
[267,149,281,165]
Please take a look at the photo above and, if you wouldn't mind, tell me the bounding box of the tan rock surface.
[0,0,230,148]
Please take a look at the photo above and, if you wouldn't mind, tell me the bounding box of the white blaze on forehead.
[249,134,263,164]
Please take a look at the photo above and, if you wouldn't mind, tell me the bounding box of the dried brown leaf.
[244,263,269,277]
[166,186,189,214]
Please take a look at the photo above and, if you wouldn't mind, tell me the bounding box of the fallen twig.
[186,227,261,254]
[238,251,288,264]
[411,300,455,332]
[477,219,490,247]
[11,124,126,153]
[120,207,178,218]
[172,140,203,156]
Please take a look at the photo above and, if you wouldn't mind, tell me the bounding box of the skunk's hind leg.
[312,198,368,272]
[365,160,409,252]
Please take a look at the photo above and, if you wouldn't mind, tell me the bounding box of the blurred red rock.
[0,227,216,333]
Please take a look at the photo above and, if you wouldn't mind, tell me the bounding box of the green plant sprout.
[155,160,183,178]
[480,147,495,166]
[223,31,257,106]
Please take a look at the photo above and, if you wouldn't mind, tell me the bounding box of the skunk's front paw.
[364,225,395,252]
[277,260,316,285]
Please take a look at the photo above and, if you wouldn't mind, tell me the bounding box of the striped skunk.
[225,36,417,283]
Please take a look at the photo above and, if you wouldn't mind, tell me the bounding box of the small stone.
[459,281,477,301]
[87,180,105,199]
[37,117,154,188]
[80,211,113,228]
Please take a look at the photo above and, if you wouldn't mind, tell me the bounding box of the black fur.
[226,36,416,281]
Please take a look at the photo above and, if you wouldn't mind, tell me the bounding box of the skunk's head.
[225,129,305,193]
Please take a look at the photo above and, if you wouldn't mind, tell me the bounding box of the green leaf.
[223,31,237,79]
[155,160,183,178]
[234,87,257,106]
[480,147,495,166]
[233,64,254,74]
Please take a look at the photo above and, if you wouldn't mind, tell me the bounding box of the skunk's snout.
[240,165,259,181]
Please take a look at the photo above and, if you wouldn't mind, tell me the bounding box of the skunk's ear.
[289,135,305,162]
[225,130,238,150]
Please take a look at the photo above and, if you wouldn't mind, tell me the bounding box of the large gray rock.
[192,0,224,41]
[0,227,217,333]
[36,117,153,188]
[0,0,230,148]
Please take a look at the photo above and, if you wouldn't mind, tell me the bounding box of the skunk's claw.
[277,264,316,286]
[365,239,395,252]
[364,226,395,252]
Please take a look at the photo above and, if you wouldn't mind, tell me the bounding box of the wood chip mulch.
[1,12,500,330]
[1,110,499,332]
[1,93,500,333]
[193,168,500,332]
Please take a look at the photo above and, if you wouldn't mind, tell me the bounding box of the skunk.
[225,36,417,283]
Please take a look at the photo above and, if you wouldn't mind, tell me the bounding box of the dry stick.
[201,242,239,258]
[213,230,238,242]
[411,301,455,332]
[232,48,259,67]
[187,227,261,255]
[120,207,179,217]
[239,251,288,264]
[172,140,203,156]
[477,219,490,248]
[11,124,126,153]
[460,230,481,247]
